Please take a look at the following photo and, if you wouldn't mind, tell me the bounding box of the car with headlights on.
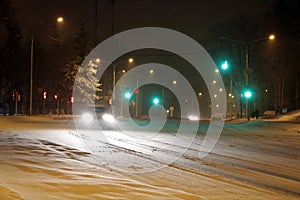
[80,105,116,129]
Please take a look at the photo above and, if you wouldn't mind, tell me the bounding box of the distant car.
[211,113,225,121]
[80,105,116,129]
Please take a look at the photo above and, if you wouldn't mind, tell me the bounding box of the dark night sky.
[13,0,275,41]
[10,0,276,95]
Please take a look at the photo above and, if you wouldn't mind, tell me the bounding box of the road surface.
[0,116,299,199]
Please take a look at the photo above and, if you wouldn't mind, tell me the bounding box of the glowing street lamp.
[57,17,64,23]
[113,58,134,89]
[29,17,64,116]
[269,34,275,40]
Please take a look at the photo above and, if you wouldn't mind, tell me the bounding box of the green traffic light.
[124,92,131,99]
[221,60,229,70]
[243,90,253,99]
[152,97,160,105]
[245,91,252,98]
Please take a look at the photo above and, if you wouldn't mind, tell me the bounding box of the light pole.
[220,34,275,120]
[112,58,134,90]
[29,35,34,116]
[29,17,64,116]
[110,58,134,116]
[219,60,234,118]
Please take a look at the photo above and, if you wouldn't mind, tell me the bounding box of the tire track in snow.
[96,131,300,198]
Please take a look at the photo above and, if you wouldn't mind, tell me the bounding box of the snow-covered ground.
[0,111,299,199]
[264,109,300,123]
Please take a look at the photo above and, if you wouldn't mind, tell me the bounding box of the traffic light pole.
[220,35,274,121]
[229,77,233,118]
[56,95,60,117]
[43,99,45,116]
[15,90,18,116]
[135,79,139,118]
[245,45,250,121]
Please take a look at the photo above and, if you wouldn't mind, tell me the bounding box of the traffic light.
[124,92,131,99]
[70,96,74,103]
[123,88,132,100]
[152,97,160,105]
[221,60,229,71]
[43,91,47,99]
[243,89,253,99]
[54,94,58,100]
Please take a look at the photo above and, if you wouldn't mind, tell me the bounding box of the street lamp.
[220,34,275,120]
[29,17,64,116]
[269,34,275,40]
[110,58,134,116]
[113,57,134,89]
[57,17,64,23]
[219,59,234,118]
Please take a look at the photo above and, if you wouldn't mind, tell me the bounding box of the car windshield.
[88,106,109,113]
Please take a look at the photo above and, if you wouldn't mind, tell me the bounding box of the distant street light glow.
[57,17,64,23]
[269,34,275,40]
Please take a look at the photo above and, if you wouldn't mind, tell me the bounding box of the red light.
[70,96,74,103]
[54,94,58,100]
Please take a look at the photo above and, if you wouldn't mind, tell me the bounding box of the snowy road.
[0,116,299,199]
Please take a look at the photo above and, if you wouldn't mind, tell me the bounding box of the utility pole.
[94,0,98,43]
[245,45,250,121]
[111,0,114,36]
[14,90,18,116]
[29,35,34,116]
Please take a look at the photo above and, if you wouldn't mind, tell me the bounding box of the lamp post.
[220,34,275,120]
[109,58,134,116]
[29,35,34,116]
[29,17,64,116]
[113,58,134,88]
[219,60,234,118]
